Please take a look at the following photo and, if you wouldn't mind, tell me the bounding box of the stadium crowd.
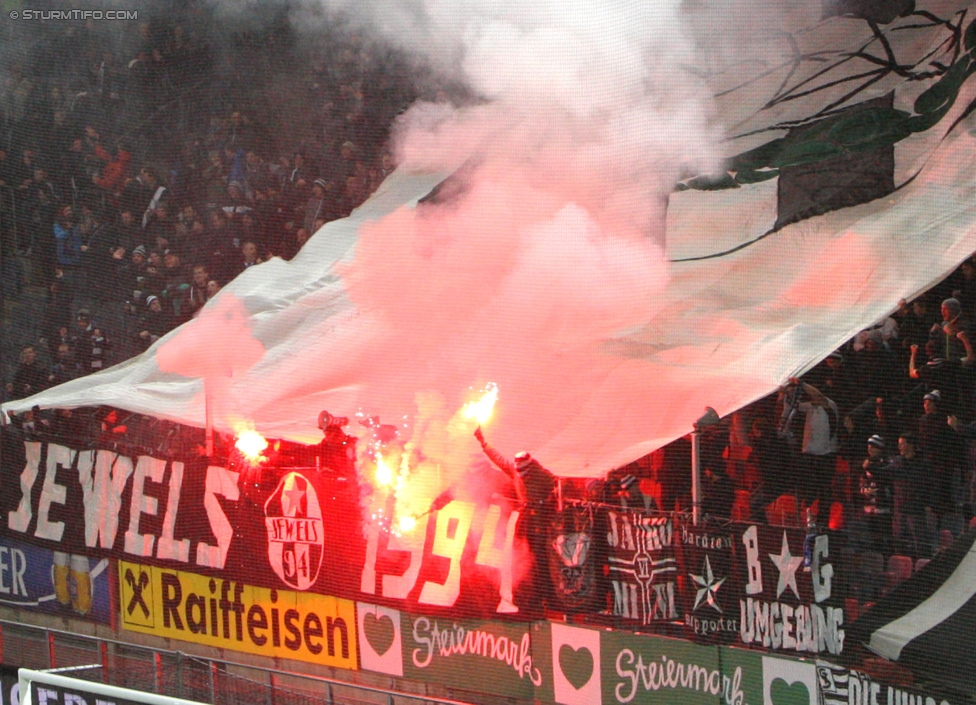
[600,288,976,564]
[0,4,417,369]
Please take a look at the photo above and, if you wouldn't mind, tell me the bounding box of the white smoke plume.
[320,0,721,231]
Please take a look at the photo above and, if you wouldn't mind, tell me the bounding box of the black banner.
[0,441,848,642]
[548,504,598,612]
[0,441,534,619]
[604,510,677,625]
[30,679,147,705]
[735,523,846,656]
[675,522,739,644]
[0,666,19,705]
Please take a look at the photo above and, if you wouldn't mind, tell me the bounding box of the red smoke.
[157,294,266,426]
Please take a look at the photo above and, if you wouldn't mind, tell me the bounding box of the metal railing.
[0,619,477,705]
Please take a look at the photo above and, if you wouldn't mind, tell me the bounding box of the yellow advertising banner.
[119,561,358,670]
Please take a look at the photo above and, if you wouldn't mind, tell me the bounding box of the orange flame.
[462,383,499,426]
[235,425,268,464]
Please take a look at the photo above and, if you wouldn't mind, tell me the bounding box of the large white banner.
[7,2,976,477]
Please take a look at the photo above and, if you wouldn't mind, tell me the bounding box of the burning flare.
[360,386,499,541]
[234,424,268,464]
[375,453,395,487]
[462,383,499,426]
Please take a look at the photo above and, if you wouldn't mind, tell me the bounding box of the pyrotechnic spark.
[462,383,498,425]
[375,453,394,487]
[235,425,268,464]
[398,515,417,533]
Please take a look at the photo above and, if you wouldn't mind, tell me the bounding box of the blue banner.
[0,536,110,624]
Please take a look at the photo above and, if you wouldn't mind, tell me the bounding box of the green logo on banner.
[558,644,594,690]
[770,677,809,705]
[364,613,395,656]
[403,615,544,700]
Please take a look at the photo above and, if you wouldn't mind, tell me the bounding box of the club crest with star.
[264,472,325,590]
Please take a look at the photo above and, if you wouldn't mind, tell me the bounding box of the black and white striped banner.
[816,660,849,705]
[850,529,976,697]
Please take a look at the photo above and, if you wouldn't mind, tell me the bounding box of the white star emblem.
[690,555,727,613]
[281,475,306,517]
[769,531,803,599]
